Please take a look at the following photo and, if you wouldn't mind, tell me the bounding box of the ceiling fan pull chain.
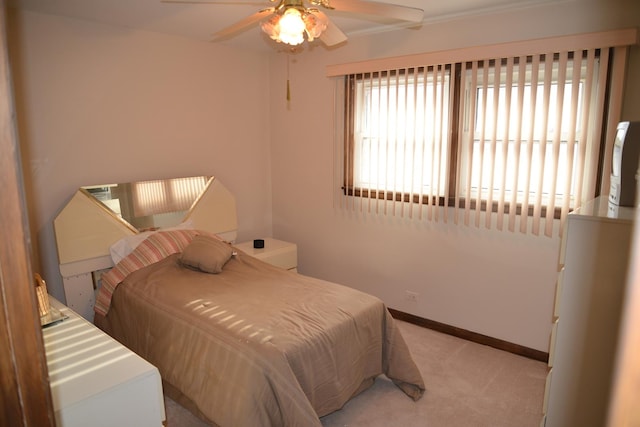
[286,53,291,102]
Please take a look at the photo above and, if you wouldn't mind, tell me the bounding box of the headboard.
[53,176,237,320]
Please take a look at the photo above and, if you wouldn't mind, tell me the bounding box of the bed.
[54,176,425,426]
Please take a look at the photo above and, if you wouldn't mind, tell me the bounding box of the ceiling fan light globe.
[278,29,304,45]
[260,16,280,41]
[303,13,326,40]
[277,8,305,45]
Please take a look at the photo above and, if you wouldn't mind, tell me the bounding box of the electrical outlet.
[405,291,418,303]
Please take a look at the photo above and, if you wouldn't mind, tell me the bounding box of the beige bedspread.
[95,250,425,426]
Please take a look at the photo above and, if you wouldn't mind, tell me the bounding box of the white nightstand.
[43,298,166,427]
[235,238,297,271]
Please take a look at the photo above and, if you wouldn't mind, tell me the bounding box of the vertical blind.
[458,50,606,236]
[344,66,451,222]
[331,30,635,236]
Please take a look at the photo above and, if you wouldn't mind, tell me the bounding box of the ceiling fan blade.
[327,0,423,23]
[314,11,348,46]
[212,8,275,40]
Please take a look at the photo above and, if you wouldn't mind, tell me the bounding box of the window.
[348,67,450,199]
[332,31,635,236]
[461,57,591,208]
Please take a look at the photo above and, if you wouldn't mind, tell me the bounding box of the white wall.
[8,10,274,302]
[7,0,640,353]
[268,0,640,352]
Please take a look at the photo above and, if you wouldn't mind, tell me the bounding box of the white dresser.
[543,197,634,427]
[43,298,166,427]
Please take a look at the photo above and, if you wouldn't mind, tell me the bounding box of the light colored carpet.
[164,320,548,427]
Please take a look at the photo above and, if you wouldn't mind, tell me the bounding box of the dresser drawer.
[543,368,553,415]
[548,319,558,368]
[553,268,564,319]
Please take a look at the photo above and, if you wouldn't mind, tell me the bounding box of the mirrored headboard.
[54,175,238,268]
[53,175,238,320]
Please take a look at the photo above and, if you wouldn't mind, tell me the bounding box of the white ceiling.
[7,0,558,51]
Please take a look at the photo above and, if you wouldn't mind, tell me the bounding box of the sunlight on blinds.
[335,35,631,236]
[458,48,608,236]
[133,176,208,217]
[347,67,451,220]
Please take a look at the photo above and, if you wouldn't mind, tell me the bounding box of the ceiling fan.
[161,0,424,47]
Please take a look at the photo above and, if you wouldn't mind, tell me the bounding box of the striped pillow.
[95,229,203,316]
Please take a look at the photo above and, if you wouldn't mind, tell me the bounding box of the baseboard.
[388,308,549,363]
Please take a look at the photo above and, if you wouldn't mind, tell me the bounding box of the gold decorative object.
[34,273,50,318]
